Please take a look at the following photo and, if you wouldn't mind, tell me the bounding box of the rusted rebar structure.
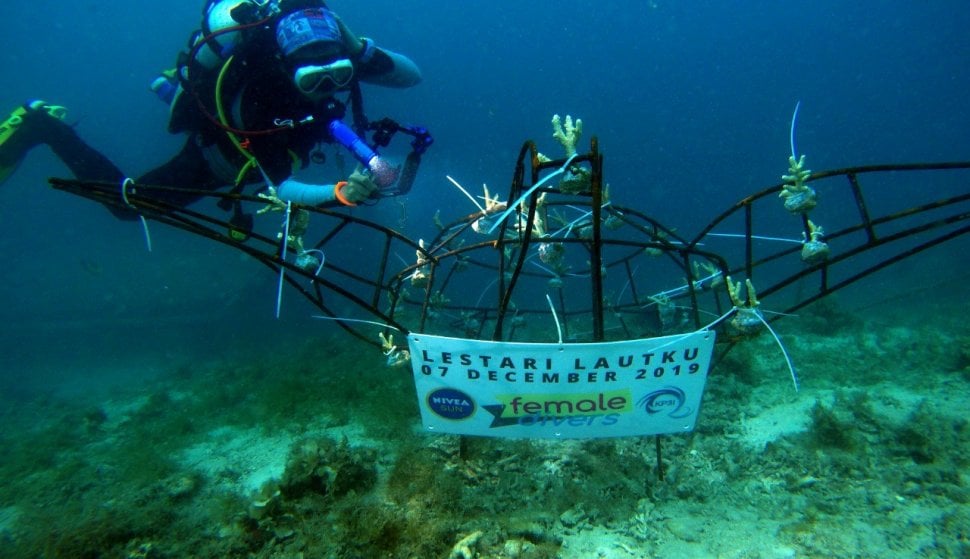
[49,144,970,347]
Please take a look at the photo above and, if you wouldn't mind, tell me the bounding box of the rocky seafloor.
[1,297,968,559]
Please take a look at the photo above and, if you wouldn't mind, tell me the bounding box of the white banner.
[407,330,715,439]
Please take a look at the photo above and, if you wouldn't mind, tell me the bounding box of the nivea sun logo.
[427,388,475,420]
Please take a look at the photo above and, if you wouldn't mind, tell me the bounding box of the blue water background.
[1,1,968,394]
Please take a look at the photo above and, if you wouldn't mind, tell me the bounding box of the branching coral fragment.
[801,219,830,264]
[779,155,816,214]
[256,186,286,215]
[727,276,760,309]
[471,183,508,234]
[724,277,800,390]
[256,189,321,271]
[551,115,592,193]
[411,239,430,286]
[552,114,583,157]
[379,332,410,367]
[692,260,725,290]
[781,155,812,192]
[481,183,507,213]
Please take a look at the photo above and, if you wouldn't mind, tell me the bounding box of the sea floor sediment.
[1,301,967,558]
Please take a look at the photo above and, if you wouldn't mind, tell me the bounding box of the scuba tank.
[185,0,288,75]
[152,0,334,106]
[185,0,333,72]
[192,0,255,70]
[151,0,282,131]
[189,0,336,70]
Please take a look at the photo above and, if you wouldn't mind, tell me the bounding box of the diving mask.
[294,58,354,94]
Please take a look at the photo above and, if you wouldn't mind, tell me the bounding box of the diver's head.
[275,7,354,98]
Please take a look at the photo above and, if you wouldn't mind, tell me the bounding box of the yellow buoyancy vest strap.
[214,55,305,187]
[215,55,258,186]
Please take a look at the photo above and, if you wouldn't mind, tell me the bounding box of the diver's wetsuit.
[30,31,420,218]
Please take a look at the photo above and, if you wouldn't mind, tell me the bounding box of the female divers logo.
[637,387,693,419]
[426,388,476,420]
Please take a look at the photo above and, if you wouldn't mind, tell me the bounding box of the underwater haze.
[1,1,969,557]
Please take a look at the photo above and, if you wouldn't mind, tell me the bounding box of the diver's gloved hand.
[336,169,378,206]
[331,13,366,57]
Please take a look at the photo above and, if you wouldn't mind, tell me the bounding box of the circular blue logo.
[638,387,692,418]
[427,388,476,420]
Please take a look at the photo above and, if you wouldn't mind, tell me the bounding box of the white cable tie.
[120,178,152,252]
[546,293,563,344]
[275,201,292,319]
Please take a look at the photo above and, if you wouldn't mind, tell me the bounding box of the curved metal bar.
[48,155,970,346]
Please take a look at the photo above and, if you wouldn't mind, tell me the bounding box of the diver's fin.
[0,100,68,184]
[228,205,254,241]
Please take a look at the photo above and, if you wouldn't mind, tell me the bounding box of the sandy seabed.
[1,299,967,559]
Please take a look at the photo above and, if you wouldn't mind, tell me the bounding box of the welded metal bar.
[589,139,605,341]
[846,173,877,243]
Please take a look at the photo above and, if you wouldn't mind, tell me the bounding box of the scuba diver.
[0,0,432,223]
